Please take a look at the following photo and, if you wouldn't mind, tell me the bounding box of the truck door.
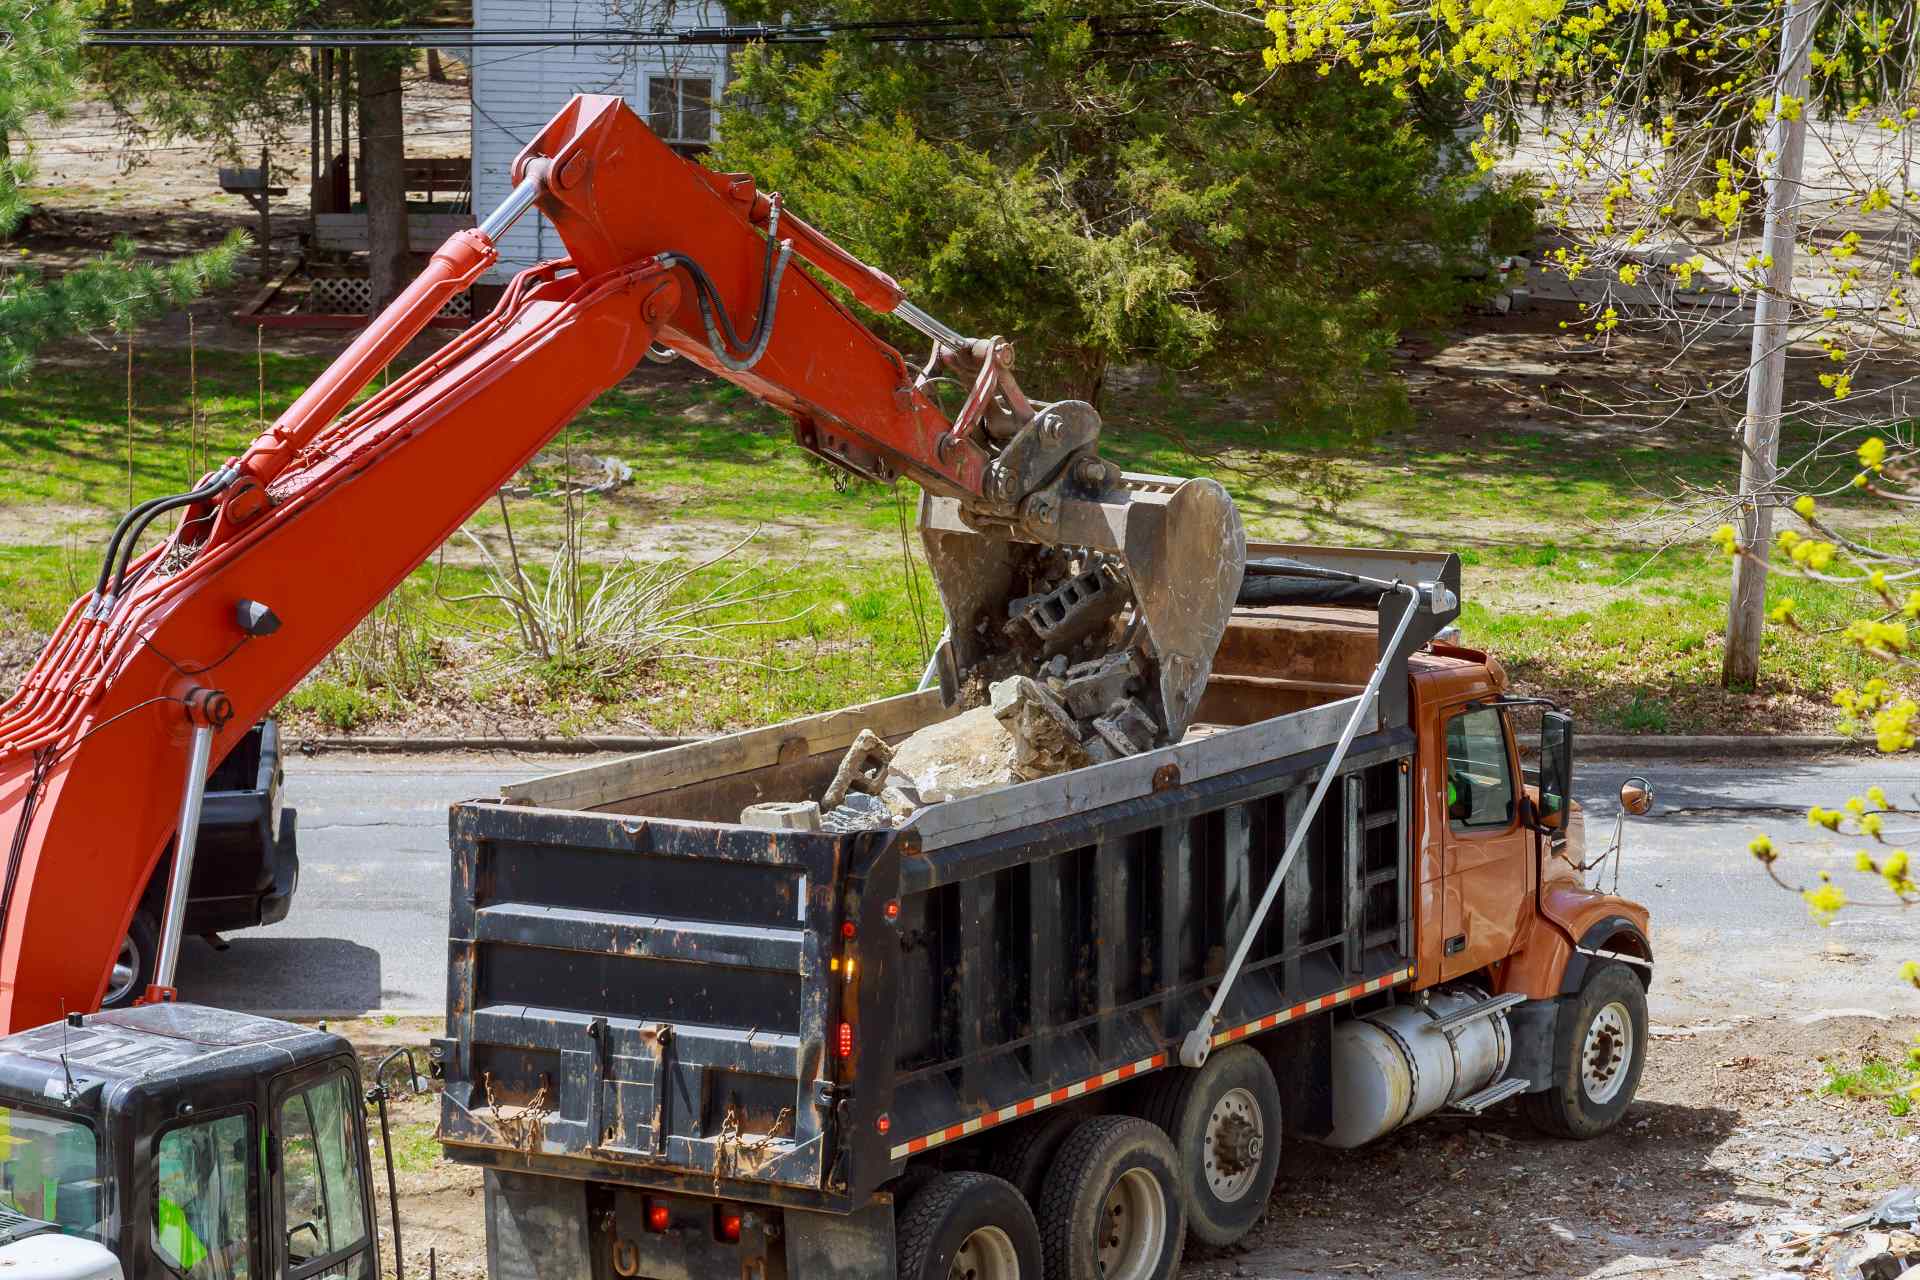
[269,1065,377,1279]
[1439,703,1531,980]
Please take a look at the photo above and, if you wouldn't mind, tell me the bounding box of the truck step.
[1449,1076,1530,1114]
[1424,991,1527,1035]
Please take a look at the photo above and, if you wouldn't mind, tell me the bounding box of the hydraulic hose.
[659,197,793,372]
[98,467,237,606]
[94,494,177,598]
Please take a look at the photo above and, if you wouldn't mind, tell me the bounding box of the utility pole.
[1724,0,1820,687]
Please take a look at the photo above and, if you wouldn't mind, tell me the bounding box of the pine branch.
[0,232,248,383]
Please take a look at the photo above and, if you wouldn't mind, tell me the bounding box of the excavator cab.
[0,1004,384,1279]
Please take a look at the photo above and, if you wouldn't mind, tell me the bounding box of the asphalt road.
[174,751,1920,1023]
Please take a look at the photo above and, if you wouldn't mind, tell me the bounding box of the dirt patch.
[1196,1015,1919,1280]
[339,1015,1917,1280]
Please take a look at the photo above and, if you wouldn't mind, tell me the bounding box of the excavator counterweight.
[0,94,1244,1033]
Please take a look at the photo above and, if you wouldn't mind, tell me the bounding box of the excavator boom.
[0,94,1243,1033]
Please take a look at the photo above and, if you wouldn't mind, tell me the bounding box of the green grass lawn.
[0,335,1892,736]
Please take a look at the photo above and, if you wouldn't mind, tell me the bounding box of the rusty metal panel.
[1027,858,1061,1082]
[439,799,847,1194]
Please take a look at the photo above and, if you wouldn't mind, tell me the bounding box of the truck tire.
[1039,1116,1185,1280]
[101,908,158,1009]
[986,1107,1085,1208]
[1521,961,1647,1140]
[896,1171,1043,1280]
[1135,1047,1281,1246]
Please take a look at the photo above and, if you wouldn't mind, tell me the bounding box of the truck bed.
[436,544,1459,1211]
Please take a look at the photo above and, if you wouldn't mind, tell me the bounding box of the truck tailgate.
[437,803,848,1189]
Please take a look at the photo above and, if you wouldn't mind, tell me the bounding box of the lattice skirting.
[305,275,471,318]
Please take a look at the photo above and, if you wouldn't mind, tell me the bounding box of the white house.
[469,1,731,283]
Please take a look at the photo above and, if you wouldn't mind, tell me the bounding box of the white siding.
[470,0,730,282]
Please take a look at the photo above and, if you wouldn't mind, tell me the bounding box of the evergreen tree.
[715,5,1530,426]
[0,0,243,382]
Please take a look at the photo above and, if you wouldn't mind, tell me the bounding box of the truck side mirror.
[1538,710,1574,831]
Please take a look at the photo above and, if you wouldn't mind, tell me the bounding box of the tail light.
[837,1020,854,1058]
[717,1207,743,1243]
[645,1200,670,1233]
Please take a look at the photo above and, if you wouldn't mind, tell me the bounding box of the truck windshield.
[0,1104,104,1241]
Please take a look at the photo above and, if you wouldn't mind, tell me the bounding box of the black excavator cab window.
[277,1071,372,1279]
[153,1109,256,1279]
[0,1104,104,1243]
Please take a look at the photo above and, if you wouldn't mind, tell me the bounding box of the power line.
[84,17,1165,49]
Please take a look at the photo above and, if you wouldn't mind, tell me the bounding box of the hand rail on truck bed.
[1180,569,1452,1068]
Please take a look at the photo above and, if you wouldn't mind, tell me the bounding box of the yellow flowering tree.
[1225,0,1920,988]
[1718,435,1919,990]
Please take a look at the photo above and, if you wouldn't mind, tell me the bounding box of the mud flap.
[1505,998,1560,1095]
[485,1169,594,1280]
[785,1199,896,1278]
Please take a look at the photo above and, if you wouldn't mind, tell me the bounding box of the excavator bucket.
[919,472,1247,747]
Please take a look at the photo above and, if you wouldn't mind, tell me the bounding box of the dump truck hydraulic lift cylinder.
[1181,579,1431,1069]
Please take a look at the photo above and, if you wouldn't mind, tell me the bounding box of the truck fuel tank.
[1325,985,1515,1149]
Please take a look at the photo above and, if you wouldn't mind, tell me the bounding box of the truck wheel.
[1039,1116,1185,1280]
[1136,1046,1281,1246]
[1522,961,1647,1140]
[896,1171,1042,1280]
[986,1108,1084,1208]
[101,908,158,1009]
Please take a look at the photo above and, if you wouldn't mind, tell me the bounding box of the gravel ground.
[339,1014,1917,1280]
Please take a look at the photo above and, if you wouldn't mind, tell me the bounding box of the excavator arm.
[0,94,1244,1033]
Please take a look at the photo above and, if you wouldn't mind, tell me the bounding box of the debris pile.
[738,651,1165,832]
[1761,1186,1920,1279]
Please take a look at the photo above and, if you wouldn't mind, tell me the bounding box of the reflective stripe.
[887,966,1415,1161]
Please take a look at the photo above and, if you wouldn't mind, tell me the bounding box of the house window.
[647,76,714,143]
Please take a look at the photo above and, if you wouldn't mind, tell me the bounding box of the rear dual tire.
[896,1172,1043,1280]
[1039,1116,1186,1280]
[1136,1045,1281,1247]
[101,908,158,1008]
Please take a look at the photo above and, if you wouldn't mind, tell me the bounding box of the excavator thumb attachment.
[920,472,1246,747]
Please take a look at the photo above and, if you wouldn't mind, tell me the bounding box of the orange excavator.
[0,95,1246,1033]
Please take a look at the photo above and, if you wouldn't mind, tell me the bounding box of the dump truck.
[435,541,1655,1280]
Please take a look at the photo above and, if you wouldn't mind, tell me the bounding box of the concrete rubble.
[740,800,822,831]
[733,546,1187,831]
[739,648,1168,832]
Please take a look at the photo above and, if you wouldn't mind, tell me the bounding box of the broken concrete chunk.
[879,785,921,820]
[1059,651,1139,721]
[991,675,1094,780]
[1843,1235,1904,1280]
[740,800,822,831]
[1092,697,1159,757]
[822,728,895,810]
[821,792,895,833]
[889,706,1020,801]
